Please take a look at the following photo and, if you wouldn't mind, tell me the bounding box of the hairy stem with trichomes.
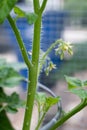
[7,0,47,130]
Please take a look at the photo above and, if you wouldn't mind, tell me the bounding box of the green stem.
[35,111,47,130]
[50,99,87,130]
[22,0,45,128]
[22,0,48,128]
[7,15,32,68]
[39,39,62,74]
[33,0,40,13]
[22,14,42,130]
[7,1,48,130]
[40,0,48,14]
[36,102,50,130]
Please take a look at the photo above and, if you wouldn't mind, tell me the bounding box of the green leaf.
[35,92,60,119]
[5,76,24,87]
[14,6,25,17]
[7,92,25,109]
[35,92,46,105]
[0,89,25,113]
[5,106,18,113]
[45,96,60,110]
[26,13,38,24]
[0,59,6,65]
[0,89,7,103]
[83,80,87,86]
[70,89,87,99]
[35,93,60,110]
[0,0,17,24]
[0,67,23,87]
[0,58,27,70]
[65,75,84,90]
[0,109,14,130]
[14,6,38,24]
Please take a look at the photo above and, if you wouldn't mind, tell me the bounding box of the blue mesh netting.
[1,11,68,89]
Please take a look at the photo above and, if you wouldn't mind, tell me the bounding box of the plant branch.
[33,0,40,13]
[32,16,42,65]
[36,110,47,130]
[38,39,62,74]
[50,99,87,130]
[22,1,45,129]
[7,15,32,68]
[22,0,48,129]
[40,0,48,14]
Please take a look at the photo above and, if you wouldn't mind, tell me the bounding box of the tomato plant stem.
[50,99,87,130]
